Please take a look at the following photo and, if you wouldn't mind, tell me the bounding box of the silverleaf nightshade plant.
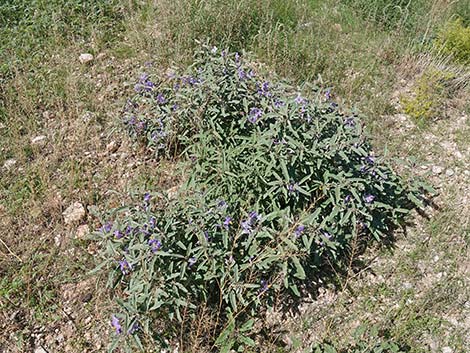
[96,45,433,351]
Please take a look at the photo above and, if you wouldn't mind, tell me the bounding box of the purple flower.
[156,93,166,104]
[257,81,271,96]
[274,99,285,108]
[217,199,227,208]
[119,259,132,275]
[114,230,123,239]
[287,182,297,195]
[249,211,261,224]
[241,211,261,234]
[144,192,151,203]
[248,107,262,124]
[134,73,155,93]
[259,279,268,294]
[241,220,252,234]
[364,156,375,165]
[127,322,139,334]
[223,216,232,230]
[344,117,356,127]
[325,89,332,100]
[111,315,122,335]
[100,221,112,233]
[126,115,137,126]
[238,68,247,80]
[221,49,227,58]
[364,194,375,204]
[149,217,156,229]
[344,195,352,203]
[125,225,133,235]
[235,52,240,64]
[295,94,306,105]
[295,225,305,237]
[319,230,332,246]
[188,257,197,268]
[148,239,162,253]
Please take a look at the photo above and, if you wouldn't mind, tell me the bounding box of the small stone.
[442,347,453,353]
[403,282,413,290]
[433,255,439,262]
[42,111,52,119]
[166,185,179,200]
[81,111,93,122]
[432,166,443,175]
[63,202,86,225]
[3,159,16,170]
[445,169,454,177]
[34,347,48,353]
[0,122,5,129]
[79,53,94,64]
[31,135,47,145]
[106,141,119,153]
[75,224,90,239]
[54,234,62,247]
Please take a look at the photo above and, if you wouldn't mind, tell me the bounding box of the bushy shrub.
[96,46,429,350]
[400,68,454,121]
[435,18,470,64]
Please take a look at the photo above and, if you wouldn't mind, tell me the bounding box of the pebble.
[75,224,90,239]
[34,347,48,353]
[432,166,443,175]
[79,53,94,64]
[31,135,47,145]
[3,159,16,170]
[445,169,454,177]
[63,202,86,225]
[442,347,453,353]
[106,141,119,153]
[402,282,413,290]
[54,234,62,247]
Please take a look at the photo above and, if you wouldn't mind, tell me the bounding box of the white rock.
[402,282,413,290]
[3,159,16,170]
[106,141,119,153]
[34,347,48,353]
[445,169,454,177]
[442,347,453,353]
[63,202,86,225]
[42,111,52,119]
[54,234,62,247]
[79,53,94,64]
[31,135,47,145]
[76,224,90,239]
[432,166,443,175]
